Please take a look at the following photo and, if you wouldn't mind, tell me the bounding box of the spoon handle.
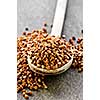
[51,0,68,37]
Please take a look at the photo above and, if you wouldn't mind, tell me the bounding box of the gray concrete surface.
[17,0,83,100]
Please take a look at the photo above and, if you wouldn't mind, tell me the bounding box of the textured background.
[17,0,83,100]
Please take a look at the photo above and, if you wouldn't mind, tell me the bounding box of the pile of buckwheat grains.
[17,29,48,99]
[69,36,83,72]
[28,34,73,70]
[17,27,83,99]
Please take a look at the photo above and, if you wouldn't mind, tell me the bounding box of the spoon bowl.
[27,55,73,75]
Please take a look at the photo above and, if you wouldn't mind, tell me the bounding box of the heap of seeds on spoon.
[28,32,73,70]
[17,27,83,99]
